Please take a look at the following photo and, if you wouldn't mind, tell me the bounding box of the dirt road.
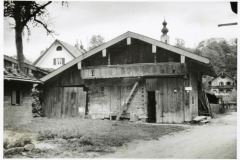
[102,112,237,159]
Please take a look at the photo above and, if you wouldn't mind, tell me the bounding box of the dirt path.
[102,112,237,159]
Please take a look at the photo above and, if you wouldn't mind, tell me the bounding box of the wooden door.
[63,87,86,117]
[155,90,163,123]
[110,86,121,113]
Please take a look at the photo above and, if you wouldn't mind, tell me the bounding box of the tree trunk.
[15,25,25,73]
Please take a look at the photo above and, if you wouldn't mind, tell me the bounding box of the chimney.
[160,18,169,44]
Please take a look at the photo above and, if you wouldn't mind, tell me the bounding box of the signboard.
[185,87,192,91]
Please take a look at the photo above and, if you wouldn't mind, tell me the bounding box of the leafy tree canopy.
[88,35,105,50]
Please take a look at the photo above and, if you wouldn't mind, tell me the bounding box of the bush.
[5,134,32,149]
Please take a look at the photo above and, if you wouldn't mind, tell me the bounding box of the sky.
[3,1,238,62]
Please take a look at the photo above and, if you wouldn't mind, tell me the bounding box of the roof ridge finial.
[161,17,168,35]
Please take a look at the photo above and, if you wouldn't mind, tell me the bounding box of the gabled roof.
[33,39,85,65]
[4,55,49,74]
[40,31,214,82]
[212,72,234,81]
[4,68,41,83]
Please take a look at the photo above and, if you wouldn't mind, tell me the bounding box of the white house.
[33,40,85,70]
[209,72,236,97]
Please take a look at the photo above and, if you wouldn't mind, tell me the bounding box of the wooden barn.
[40,23,216,123]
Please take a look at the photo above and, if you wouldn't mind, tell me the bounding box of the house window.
[219,89,224,93]
[226,89,231,93]
[219,82,224,86]
[226,82,231,85]
[53,58,65,65]
[56,46,62,51]
[11,90,22,105]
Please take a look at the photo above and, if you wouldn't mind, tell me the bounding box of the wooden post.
[127,37,131,45]
[152,45,156,53]
[181,55,185,63]
[77,61,82,69]
[108,53,111,66]
[102,49,106,57]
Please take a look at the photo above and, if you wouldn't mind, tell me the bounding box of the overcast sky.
[4,1,238,62]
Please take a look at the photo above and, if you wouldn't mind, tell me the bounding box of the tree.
[12,55,32,64]
[88,35,105,50]
[174,38,185,48]
[194,38,237,76]
[4,1,66,72]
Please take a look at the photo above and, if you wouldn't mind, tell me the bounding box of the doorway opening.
[147,91,156,123]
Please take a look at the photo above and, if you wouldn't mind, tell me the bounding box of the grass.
[4,117,187,158]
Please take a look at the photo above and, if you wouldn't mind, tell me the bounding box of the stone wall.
[4,81,33,127]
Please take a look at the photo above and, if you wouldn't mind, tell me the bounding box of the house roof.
[4,55,49,74]
[210,72,234,82]
[40,31,215,82]
[4,68,42,83]
[32,39,85,65]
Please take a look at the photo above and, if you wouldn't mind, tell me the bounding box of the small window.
[53,58,65,66]
[226,82,231,85]
[226,89,231,93]
[219,82,224,86]
[56,46,62,51]
[219,89,224,93]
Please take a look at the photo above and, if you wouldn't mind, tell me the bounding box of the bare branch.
[22,1,52,27]
[33,16,55,35]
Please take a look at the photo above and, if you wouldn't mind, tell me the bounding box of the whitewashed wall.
[35,42,75,69]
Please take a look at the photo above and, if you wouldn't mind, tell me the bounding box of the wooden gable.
[41,31,215,82]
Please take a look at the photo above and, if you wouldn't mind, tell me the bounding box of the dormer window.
[56,46,62,51]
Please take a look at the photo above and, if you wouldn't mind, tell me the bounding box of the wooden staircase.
[198,91,213,117]
[116,78,141,121]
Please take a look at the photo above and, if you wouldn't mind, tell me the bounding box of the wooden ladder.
[116,79,140,121]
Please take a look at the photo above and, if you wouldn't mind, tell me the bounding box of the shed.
[40,31,216,123]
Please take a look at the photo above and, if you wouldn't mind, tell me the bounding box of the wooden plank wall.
[82,38,181,68]
[45,65,84,87]
[81,63,186,79]
[85,78,147,119]
[149,78,185,123]
[43,87,86,118]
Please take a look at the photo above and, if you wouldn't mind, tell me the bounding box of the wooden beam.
[127,37,131,45]
[77,62,82,69]
[152,45,156,53]
[108,53,110,66]
[181,55,185,63]
[102,49,106,57]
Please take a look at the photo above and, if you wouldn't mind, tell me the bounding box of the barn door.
[62,87,86,117]
[110,86,121,113]
[155,90,163,123]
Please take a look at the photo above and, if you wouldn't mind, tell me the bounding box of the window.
[56,46,62,51]
[219,82,224,86]
[226,89,231,93]
[53,58,65,65]
[226,82,231,85]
